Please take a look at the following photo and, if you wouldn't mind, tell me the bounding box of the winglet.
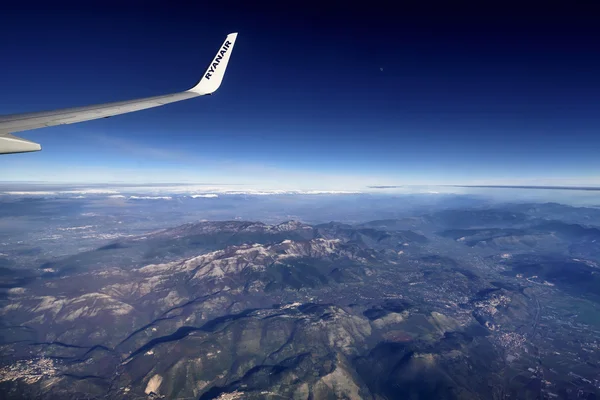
[188,33,238,95]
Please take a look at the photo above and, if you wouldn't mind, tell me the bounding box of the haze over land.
[1,186,600,399]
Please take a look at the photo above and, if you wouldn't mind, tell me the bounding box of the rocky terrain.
[1,212,600,399]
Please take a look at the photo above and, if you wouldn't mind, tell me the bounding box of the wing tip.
[188,33,238,95]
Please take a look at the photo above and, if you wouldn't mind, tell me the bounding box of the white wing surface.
[0,32,238,154]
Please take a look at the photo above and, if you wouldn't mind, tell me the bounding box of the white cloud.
[2,189,120,196]
[128,196,173,200]
[3,191,58,195]
[60,189,120,194]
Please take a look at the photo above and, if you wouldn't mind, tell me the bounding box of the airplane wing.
[0,32,238,155]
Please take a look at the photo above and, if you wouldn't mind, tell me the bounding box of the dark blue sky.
[1,1,600,188]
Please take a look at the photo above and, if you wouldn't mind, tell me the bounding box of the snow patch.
[58,225,93,231]
[7,287,26,295]
[145,374,163,395]
[281,302,302,309]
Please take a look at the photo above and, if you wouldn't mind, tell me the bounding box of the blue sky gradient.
[1,2,600,189]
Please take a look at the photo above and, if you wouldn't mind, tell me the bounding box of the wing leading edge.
[0,32,238,155]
